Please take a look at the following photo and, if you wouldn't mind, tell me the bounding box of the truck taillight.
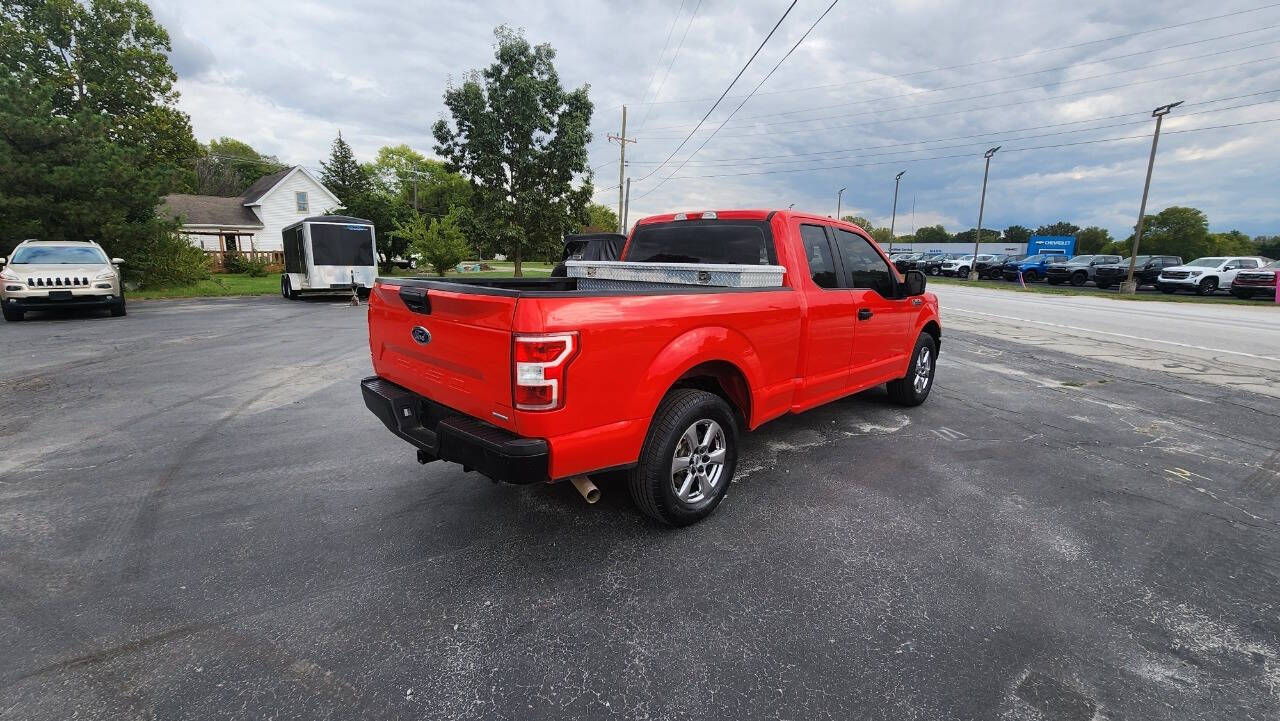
[513,333,578,411]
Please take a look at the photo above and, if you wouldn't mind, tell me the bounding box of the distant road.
[932,284,1280,396]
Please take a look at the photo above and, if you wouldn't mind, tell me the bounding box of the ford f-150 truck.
[361,210,941,525]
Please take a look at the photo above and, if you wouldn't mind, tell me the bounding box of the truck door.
[831,228,914,388]
[795,223,856,406]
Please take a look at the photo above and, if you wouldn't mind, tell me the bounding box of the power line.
[637,0,841,200]
[631,0,687,121]
[639,41,1280,139]
[653,117,1280,182]
[633,0,800,184]
[636,54,1280,142]
[643,22,1280,131]
[623,1,1280,108]
[635,0,701,131]
[625,93,1280,167]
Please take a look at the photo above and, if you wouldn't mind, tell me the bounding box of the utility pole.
[1121,100,1183,294]
[836,187,847,220]
[889,170,905,253]
[608,105,636,235]
[623,177,632,233]
[968,146,1000,280]
[910,194,916,251]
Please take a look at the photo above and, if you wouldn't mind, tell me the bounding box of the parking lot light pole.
[836,187,846,219]
[889,170,905,253]
[1121,100,1183,295]
[968,147,999,281]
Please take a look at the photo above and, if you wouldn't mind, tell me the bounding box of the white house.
[161,166,342,259]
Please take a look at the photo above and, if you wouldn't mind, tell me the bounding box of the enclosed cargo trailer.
[280,215,377,299]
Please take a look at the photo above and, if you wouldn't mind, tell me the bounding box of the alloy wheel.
[671,419,727,504]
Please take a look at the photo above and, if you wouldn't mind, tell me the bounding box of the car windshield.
[1070,255,1095,264]
[10,245,108,264]
[1263,259,1280,269]
[1130,256,1152,265]
[976,255,995,261]
[1186,257,1225,267]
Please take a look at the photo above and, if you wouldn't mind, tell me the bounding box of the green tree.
[432,26,593,275]
[952,228,1001,244]
[1074,226,1113,254]
[1255,235,1280,259]
[399,209,471,276]
[843,215,873,230]
[320,131,369,203]
[914,225,951,245]
[0,0,205,283]
[1003,225,1031,245]
[1035,221,1080,237]
[1209,229,1254,255]
[1128,206,1211,260]
[200,137,285,193]
[578,203,618,233]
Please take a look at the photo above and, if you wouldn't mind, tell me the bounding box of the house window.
[295,192,309,212]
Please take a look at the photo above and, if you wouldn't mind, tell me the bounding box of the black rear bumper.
[360,377,549,484]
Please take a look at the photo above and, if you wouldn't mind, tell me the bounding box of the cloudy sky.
[151,0,1280,238]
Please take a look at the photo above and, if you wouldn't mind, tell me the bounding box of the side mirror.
[903,270,926,297]
[111,257,125,264]
[0,257,6,265]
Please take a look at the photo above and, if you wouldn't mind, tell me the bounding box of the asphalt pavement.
[2,293,1278,720]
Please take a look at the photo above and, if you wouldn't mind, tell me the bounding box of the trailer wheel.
[281,276,300,300]
[627,389,738,526]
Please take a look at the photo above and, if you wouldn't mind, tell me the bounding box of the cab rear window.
[624,220,776,265]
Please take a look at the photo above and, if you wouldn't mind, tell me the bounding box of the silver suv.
[1,240,126,321]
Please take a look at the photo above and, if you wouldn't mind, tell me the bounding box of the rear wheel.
[627,389,738,526]
[2,303,22,322]
[1196,277,1219,296]
[887,333,937,406]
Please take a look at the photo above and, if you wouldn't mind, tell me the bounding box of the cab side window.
[799,224,839,289]
[834,228,894,297]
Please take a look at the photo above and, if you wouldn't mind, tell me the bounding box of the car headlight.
[1188,270,1202,276]
[93,270,117,281]
[0,269,20,282]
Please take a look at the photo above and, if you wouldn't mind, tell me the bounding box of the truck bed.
[381,275,786,297]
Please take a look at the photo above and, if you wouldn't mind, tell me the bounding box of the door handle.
[857,308,873,321]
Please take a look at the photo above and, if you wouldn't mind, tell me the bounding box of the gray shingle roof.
[239,167,294,204]
[160,195,264,228]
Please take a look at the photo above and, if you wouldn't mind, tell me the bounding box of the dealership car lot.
[2,295,1279,720]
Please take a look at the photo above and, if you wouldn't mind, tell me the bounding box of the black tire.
[1231,290,1253,299]
[281,275,300,300]
[109,293,126,317]
[1160,286,1177,294]
[1070,271,1088,287]
[887,333,937,406]
[627,389,739,527]
[1196,277,1219,296]
[1022,270,1038,283]
[2,304,22,322]
[928,267,939,276]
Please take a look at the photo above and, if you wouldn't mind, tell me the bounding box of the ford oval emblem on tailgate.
[411,326,431,345]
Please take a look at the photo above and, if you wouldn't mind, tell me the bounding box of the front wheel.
[887,333,937,406]
[1196,277,1219,296]
[627,389,739,526]
[2,303,22,322]
[1070,271,1088,287]
[1022,270,1038,283]
[109,293,126,317]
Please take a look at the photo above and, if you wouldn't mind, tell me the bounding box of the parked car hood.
[5,263,111,276]
[1159,264,1209,273]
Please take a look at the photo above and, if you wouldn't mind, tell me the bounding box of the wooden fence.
[204,250,284,271]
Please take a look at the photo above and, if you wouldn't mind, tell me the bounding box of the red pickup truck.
[361,210,941,525]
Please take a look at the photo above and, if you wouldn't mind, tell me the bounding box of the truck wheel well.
[922,320,941,352]
[672,361,752,426]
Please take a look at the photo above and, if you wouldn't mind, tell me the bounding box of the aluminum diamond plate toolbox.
[565,260,785,288]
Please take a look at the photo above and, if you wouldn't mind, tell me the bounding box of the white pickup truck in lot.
[1157,256,1273,296]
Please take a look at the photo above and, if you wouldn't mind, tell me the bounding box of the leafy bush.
[122,228,212,286]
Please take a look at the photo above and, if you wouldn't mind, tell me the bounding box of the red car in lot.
[361,210,941,525]
[1230,259,1279,299]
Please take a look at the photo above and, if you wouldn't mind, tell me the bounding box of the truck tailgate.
[368,281,516,428]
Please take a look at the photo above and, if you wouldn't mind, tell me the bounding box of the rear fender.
[637,326,765,428]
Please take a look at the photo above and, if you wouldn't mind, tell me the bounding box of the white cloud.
[150,0,1280,237]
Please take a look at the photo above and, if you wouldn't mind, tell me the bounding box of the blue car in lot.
[1000,253,1070,283]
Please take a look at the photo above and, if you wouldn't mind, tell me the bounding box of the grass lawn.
[928,275,1274,306]
[131,273,279,300]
